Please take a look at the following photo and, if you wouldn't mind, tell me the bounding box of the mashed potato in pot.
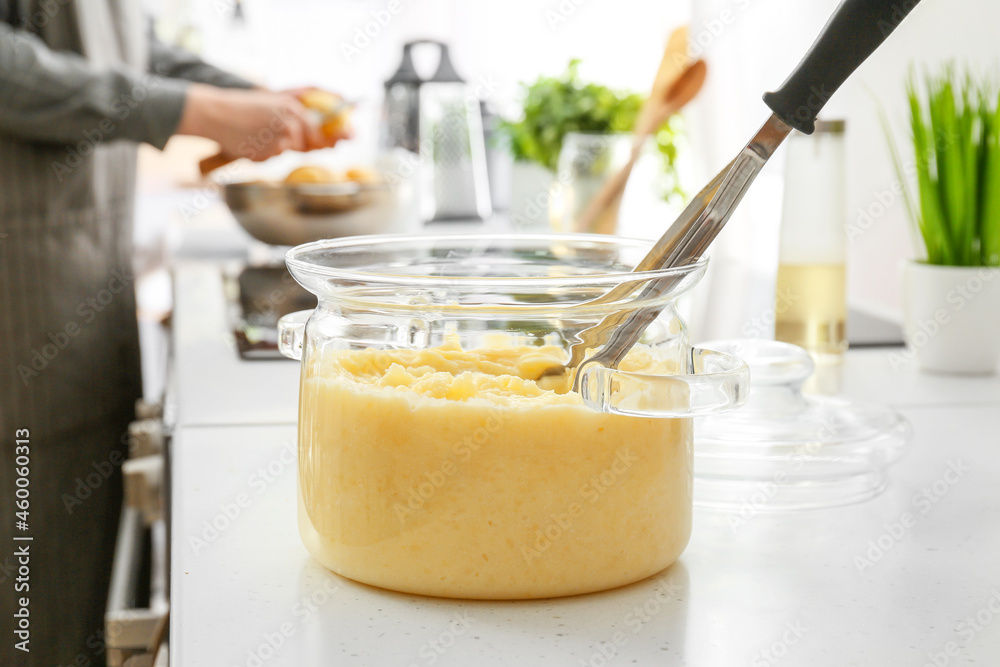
[297,341,691,599]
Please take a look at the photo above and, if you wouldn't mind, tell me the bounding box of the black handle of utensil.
[763,0,921,134]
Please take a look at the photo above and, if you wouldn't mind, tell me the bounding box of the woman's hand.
[177,84,346,160]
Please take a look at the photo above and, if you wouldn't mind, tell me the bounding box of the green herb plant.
[499,60,684,203]
[884,65,1000,266]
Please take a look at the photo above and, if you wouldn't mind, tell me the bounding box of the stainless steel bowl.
[223,180,402,246]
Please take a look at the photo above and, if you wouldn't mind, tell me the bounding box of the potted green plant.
[500,60,682,231]
[886,66,1000,374]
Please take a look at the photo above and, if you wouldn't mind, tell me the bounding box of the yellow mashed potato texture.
[297,342,692,599]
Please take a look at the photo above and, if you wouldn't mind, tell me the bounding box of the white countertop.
[167,217,1000,665]
[170,365,1000,666]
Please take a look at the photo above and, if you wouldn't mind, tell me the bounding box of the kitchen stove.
[223,264,315,360]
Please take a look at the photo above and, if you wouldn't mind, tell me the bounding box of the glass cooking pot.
[278,233,748,599]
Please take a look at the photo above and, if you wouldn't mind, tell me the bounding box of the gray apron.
[0,1,145,664]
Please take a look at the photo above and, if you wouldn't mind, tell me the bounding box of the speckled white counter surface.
[171,391,1000,666]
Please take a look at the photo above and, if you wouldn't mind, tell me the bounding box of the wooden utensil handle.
[572,149,641,234]
[199,151,237,177]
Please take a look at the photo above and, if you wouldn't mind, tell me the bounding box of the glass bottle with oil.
[774,119,847,359]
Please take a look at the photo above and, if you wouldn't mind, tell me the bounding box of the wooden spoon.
[634,26,690,145]
[577,27,692,234]
[573,58,707,234]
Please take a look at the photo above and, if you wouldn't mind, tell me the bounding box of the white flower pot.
[901,260,1000,374]
[507,161,553,231]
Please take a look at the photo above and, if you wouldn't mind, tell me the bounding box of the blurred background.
[11,3,1000,664]
[136,0,999,349]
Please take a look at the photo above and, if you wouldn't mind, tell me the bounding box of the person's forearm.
[175,84,225,139]
[0,24,189,148]
[148,32,256,90]
[175,85,332,160]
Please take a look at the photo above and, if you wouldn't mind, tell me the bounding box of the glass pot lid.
[694,339,912,511]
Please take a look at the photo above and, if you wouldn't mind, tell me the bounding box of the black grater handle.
[386,40,462,85]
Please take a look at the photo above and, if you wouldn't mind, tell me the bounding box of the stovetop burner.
[223,264,316,360]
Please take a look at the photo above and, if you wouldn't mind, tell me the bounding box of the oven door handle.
[105,508,169,664]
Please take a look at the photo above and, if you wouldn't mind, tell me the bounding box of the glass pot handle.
[278,310,312,361]
[577,348,749,418]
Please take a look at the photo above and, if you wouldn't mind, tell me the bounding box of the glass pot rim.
[285,232,708,291]
[278,235,748,419]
